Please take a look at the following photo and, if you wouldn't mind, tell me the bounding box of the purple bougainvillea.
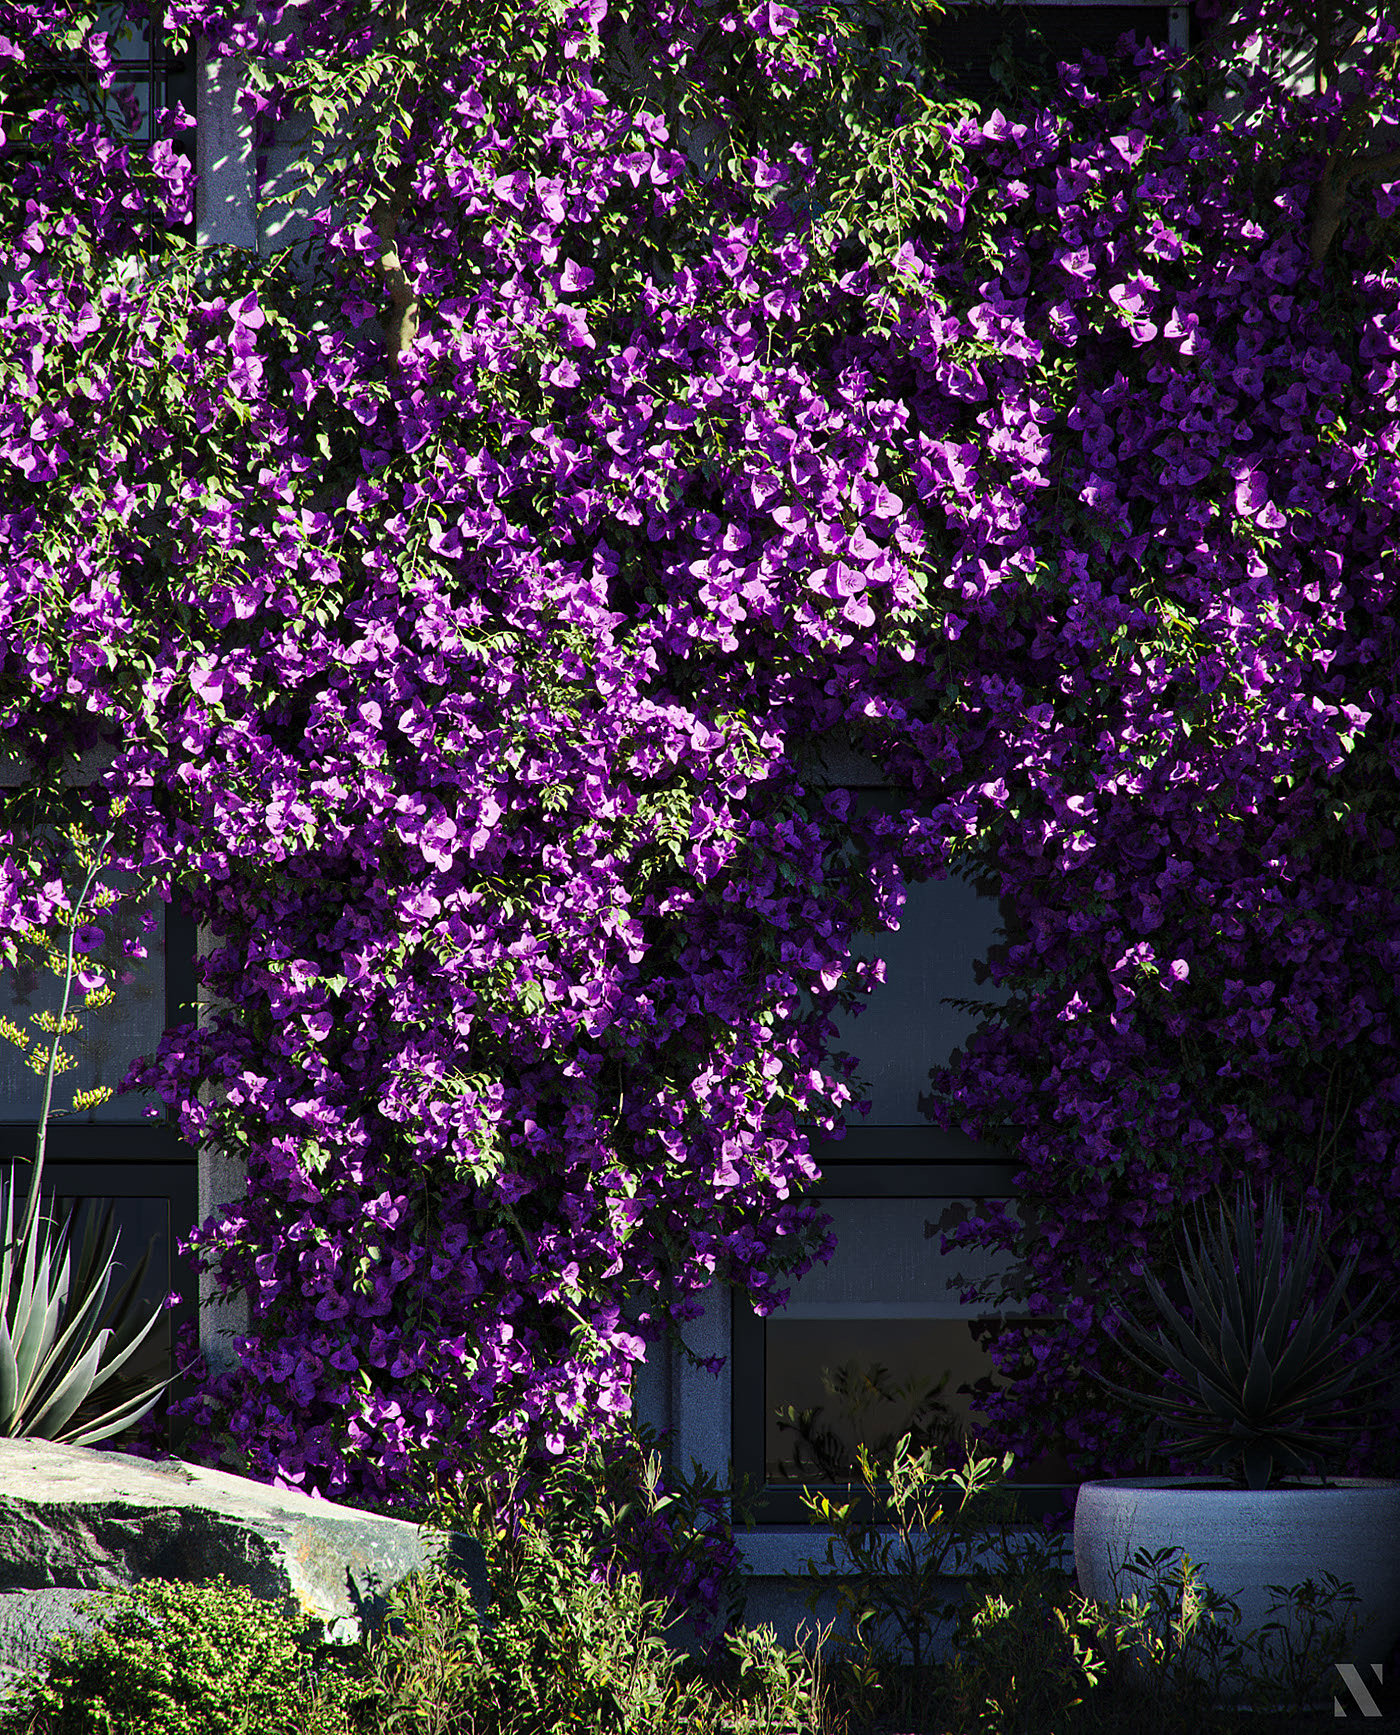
[2,0,1398,1651]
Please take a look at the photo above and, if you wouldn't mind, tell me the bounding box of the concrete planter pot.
[1074,1476,1400,1699]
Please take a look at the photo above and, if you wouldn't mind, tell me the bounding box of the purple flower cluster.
[3,0,1399,1642]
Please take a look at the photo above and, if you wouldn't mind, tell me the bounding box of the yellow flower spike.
[27,1047,76,1076]
[70,1086,114,1112]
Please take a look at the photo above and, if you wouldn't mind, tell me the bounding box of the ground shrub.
[351,1464,837,1735]
[0,1575,360,1735]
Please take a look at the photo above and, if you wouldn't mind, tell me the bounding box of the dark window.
[6,1171,197,1443]
[923,1,1178,105]
[90,3,195,146]
[4,2,194,184]
[1,863,170,1124]
[733,1157,1074,1525]
[826,868,1009,1129]
[0,835,199,1452]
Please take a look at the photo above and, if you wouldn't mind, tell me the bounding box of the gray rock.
[0,1438,490,1693]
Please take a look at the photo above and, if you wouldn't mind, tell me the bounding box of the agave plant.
[0,829,174,1445]
[0,1173,172,1443]
[1095,1179,1394,1490]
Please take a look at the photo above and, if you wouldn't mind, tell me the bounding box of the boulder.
[0,1438,491,1694]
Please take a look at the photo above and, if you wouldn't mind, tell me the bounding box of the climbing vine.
[2,0,1398,1649]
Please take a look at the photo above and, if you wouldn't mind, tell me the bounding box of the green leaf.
[25,1334,108,1439]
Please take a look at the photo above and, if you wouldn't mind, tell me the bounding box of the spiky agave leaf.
[0,1165,173,1445]
[58,1199,173,1442]
[26,1199,169,1431]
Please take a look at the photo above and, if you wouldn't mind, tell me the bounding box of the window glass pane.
[96,2,149,58]
[768,1316,992,1483]
[926,5,1172,104]
[771,1196,1011,1314]
[50,1193,173,1407]
[101,4,155,142]
[1,878,165,1124]
[764,1196,1073,1486]
[829,876,1007,1126]
[69,4,189,145]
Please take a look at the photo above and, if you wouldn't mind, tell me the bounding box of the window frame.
[730,1143,1071,1527]
[0,898,201,1451]
[95,1,196,146]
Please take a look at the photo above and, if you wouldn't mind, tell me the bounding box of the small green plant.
[936,1549,1361,1734]
[1066,1547,1364,1729]
[783,1433,1028,1732]
[1094,1544,1249,1719]
[408,1416,769,1659]
[944,1564,1123,1735]
[0,1575,360,1735]
[353,1529,844,1735]
[1236,1572,1363,1716]
[359,1425,839,1735]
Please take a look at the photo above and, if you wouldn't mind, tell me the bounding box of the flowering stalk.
[20,831,114,1250]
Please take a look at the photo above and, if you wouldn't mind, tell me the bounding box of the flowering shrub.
[2,0,1398,1652]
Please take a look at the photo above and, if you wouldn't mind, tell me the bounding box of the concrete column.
[195,39,257,251]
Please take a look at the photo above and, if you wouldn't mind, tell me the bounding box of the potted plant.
[1073,1179,1400,1686]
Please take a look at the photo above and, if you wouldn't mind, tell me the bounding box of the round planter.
[1074,1476,1400,1700]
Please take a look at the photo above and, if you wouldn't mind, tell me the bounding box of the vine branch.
[374,185,421,365]
[1310,144,1400,263]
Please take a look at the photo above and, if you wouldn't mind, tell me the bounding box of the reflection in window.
[15,4,195,146]
[92,4,192,144]
[36,1193,171,1432]
[0,873,165,1125]
[769,1319,986,1484]
[764,1196,1073,1488]
[828,874,1008,1127]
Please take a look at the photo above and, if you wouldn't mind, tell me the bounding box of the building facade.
[3,0,1223,1661]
